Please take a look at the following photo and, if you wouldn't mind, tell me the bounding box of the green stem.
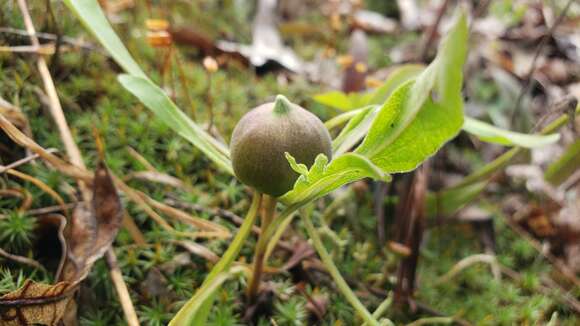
[302,210,382,326]
[450,106,579,189]
[247,195,277,302]
[363,293,394,326]
[169,191,261,326]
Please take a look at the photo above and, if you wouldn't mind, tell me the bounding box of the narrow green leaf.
[313,91,373,111]
[170,266,245,326]
[282,153,390,205]
[332,105,378,155]
[118,75,233,175]
[426,182,486,217]
[356,9,468,173]
[545,138,580,186]
[62,0,146,78]
[366,64,424,106]
[463,117,560,148]
[170,193,261,325]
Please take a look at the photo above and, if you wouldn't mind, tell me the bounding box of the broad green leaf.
[463,117,560,148]
[332,105,379,155]
[118,75,233,175]
[313,91,373,111]
[282,153,390,205]
[62,0,146,78]
[366,64,424,106]
[545,138,580,186]
[356,9,468,173]
[426,182,486,217]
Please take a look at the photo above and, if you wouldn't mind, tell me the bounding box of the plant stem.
[169,191,261,325]
[247,194,277,303]
[302,210,382,326]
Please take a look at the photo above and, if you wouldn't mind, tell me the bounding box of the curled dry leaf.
[58,161,123,284]
[0,280,72,326]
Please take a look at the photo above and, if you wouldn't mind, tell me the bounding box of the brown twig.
[0,27,101,53]
[419,0,450,62]
[105,250,140,326]
[510,0,575,127]
[0,247,46,272]
[0,148,58,173]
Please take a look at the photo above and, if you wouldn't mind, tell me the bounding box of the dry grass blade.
[146,198,230,237]
[0,115,93,182]
[174,240,220,263]
[16,0,86,174]
[126,146,157,172]
[0,188,32,213]
[0,280,73,326]
[5,169,68,217]
[0,149,58,174]
[125,170,187,189]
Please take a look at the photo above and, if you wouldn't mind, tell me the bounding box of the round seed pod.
[230,95,332,197]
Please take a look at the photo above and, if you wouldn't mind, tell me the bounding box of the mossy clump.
[230,95,332,197]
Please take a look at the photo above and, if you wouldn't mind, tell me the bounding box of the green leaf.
[332,105,378,156]
[426,182,486,217]
[356,9,468,173]
[463,117,560,148]
[366,64,424,106]
[64,0,233,175]
[62,0,146,78]
[281,153,390,205]
[545,138,580,186]
[118,75,233,175]
[313,91,373,111]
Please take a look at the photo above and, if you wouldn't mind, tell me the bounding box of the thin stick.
[0,27,101,52]
[105,250,140,326]
[419,0,450,61]
[0,148,58,173]
[17,0,89,201]
[0,247,46,272]
[510,0,574,127]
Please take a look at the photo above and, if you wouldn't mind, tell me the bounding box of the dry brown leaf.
[58,161,122,284]
[0,280,72,326]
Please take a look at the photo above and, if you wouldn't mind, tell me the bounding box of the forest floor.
[0,1,579,325]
